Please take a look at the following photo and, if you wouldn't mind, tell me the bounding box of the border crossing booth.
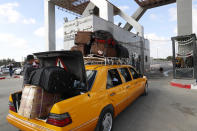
[172,34,197,79]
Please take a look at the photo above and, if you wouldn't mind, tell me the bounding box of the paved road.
[0,76,197,131]
[114,76,197,131]
[0,78,23,131]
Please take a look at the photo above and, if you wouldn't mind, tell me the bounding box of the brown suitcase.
[75,31,92,45]
[71,45,78,51]
[90,43,105,56]
[71,44,87,56]
[105,47,117,57]
[90,42,117,57]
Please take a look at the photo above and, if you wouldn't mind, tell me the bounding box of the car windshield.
[86,70,97,90]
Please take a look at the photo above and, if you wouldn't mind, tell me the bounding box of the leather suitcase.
[90,42,117,57]
[75,31,92,45]
[71,45,88,56]
[105,47,117,57]
[90,43,106,56]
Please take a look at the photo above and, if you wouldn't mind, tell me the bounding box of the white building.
[44,0,150,72]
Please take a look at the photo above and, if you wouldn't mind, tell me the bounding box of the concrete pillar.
[82,2,96,17]
[123,7,147,31]
[44,0,56,51]
[117,9,144,37]
[90,0,114,23]
[177,0,192,36]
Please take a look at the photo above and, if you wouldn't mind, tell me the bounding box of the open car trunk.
[11,51,88,116]
[34,50,88,91]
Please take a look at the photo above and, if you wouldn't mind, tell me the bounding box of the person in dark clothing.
[9,64,13,77]
[23,55,37,85]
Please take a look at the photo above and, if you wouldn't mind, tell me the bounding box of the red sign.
[56,58,68,71]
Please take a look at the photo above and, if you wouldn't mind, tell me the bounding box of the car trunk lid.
[34,51,88,91]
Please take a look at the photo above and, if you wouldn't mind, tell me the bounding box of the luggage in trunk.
[75,31,92,45]
[29,66,73,94]
[18,85,60,119]
[33,51,88,92]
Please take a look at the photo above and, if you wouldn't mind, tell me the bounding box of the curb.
[0,77,6,80]
[0,76,22,80]
[170,82,191,89]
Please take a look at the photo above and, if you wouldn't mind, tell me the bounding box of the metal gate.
[171,34,197,79]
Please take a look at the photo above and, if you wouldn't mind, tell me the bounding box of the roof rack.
[84,54,131,65]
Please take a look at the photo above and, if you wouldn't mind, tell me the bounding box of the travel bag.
[29,66,73,93]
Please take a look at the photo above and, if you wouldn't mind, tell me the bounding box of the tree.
[166,56,173,61]
[0,58,16,66]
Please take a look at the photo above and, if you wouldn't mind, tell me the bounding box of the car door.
[118,68,134,106]
[106,69,127,114]
[128,67,142,100]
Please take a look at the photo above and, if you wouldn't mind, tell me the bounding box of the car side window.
[107,69,122,89]
[119,68,132,82]
[129,68,139,80]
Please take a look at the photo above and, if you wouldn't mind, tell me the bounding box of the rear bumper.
[7,114,52,131]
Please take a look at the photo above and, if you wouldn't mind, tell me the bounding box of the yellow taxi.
[7,64,148,131]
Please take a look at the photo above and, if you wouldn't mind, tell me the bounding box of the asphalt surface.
[0,78,23,131]
[0,75,197,131]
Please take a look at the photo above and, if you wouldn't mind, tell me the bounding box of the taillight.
[47,113,72,127]
[9,101,16,112]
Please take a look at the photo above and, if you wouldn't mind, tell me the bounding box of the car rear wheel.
[143,82,148,96]
[95,109,113,131]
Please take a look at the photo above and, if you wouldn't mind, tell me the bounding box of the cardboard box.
[18,85,60,119]
[75,31,92,44]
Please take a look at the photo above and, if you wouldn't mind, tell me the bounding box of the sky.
[0,0,197,61]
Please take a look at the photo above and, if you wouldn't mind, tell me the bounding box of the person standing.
[9,64,13,77]
[23,55,37,85]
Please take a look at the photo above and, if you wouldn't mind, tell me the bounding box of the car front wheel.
[143,82,148,96]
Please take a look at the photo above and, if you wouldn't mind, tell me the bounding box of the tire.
[143,82,148,96]
[95,108,114,131]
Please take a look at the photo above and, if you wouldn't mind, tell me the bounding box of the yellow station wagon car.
[7,51,148,131]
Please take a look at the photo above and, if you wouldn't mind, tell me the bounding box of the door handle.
[110,92,116,96]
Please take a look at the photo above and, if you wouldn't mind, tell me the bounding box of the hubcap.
[102,113,112,131]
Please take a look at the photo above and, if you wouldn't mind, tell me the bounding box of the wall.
[64,16,94,50]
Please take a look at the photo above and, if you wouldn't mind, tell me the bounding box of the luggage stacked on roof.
[71,30,129,58]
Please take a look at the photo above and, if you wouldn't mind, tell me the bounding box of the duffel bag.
[29,66,73,93]
[115,44,129,58]
[93,30,113,40]
[105,47,117,57]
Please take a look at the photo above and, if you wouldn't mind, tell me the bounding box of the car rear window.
[119,68,132,82]
[107,69,122,89]
[86,70,97,90]
[129,67,139,79]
